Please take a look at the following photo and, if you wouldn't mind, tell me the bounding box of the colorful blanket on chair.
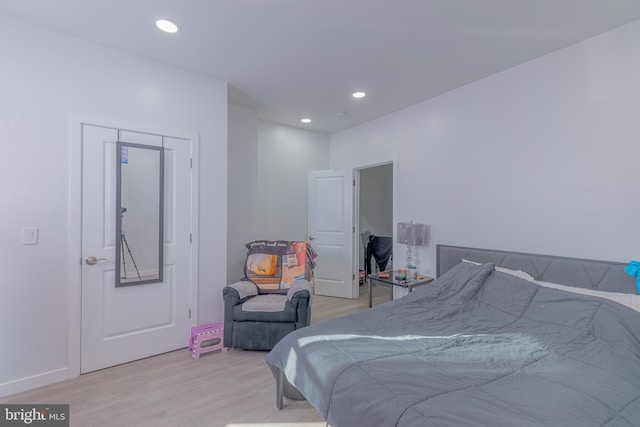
[244,240,317,290]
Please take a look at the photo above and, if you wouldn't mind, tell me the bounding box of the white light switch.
[22,227,39,245]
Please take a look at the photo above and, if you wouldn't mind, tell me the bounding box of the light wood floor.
[2,284,392,427]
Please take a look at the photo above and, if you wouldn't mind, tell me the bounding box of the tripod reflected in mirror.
[120,207,141,281]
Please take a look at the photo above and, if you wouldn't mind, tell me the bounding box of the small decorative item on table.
[190,322,227,360]
[407,264,417,280]
[395,269,407,281]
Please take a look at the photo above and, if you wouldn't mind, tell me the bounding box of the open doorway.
[355,162,393,299]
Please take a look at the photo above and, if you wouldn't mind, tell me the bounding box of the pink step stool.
[190,322,227,360]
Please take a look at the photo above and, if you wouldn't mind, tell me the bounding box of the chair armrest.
[285,281,313,330]
[222,281,258,348]
[288,291,311,330]
[287,280,313,302]
[287,290,310,305]
[225,280,258,301]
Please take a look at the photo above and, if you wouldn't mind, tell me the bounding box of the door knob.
[85,256,107,265]
[308,236,315,241]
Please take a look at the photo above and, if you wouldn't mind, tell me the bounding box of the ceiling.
[2,1,640,133]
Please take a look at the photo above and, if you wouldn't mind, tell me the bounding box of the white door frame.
[67,115,199,379]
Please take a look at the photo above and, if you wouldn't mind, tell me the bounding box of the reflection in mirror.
[116,141,164,287]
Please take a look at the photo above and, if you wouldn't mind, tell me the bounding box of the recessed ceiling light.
[301,118,312,123]
[156,19,179,33]
[352,91,366,99]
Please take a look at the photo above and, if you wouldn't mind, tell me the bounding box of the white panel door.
[308,170,354,298]
[81,124,192,373]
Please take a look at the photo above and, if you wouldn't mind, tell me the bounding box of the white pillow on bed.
[461,258,640,313]
[533,280,640,313]
[462,259,535,281]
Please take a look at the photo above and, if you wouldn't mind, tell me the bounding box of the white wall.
[0,18,228,396]
[227,104,258,282]
[256,121,330,241]
[331,19,640,277]
[226,113,330,282]
[359,164,394,237]
[359,164,393,269]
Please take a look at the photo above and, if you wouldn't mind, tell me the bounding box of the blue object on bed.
[267,262,640,426]
[624,260,640,294]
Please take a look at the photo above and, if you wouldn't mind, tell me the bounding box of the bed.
[265,245,640,426]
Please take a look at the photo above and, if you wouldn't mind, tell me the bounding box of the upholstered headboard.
[437,244,636,295]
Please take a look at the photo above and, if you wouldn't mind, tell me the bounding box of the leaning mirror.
[116,141,164,287]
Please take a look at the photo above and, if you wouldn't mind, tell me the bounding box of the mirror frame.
[115,140,164,287]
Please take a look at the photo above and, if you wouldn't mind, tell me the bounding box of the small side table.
[368,271,434,307]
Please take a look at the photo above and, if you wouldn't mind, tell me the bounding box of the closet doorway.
[355,162,393,298]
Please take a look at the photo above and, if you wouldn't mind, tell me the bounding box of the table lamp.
[396,221,427,279]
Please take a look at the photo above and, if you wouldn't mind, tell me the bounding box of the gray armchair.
[223,280,312,350]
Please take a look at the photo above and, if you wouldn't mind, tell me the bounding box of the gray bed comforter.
[266,262,640,427]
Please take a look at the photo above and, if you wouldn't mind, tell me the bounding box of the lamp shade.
[396,222,427,246]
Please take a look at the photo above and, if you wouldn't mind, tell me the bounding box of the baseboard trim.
[0,368,69,398]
